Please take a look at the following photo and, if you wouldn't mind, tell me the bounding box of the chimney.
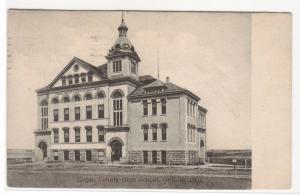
[166,76,170,83]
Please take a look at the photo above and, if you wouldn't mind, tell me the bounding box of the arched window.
[40,100,48,130]
[87,72,93,82]
[62,95,70,103]
[81,73,86,82]
[61,76,66,86]
[84,93,93,100]
[112,90,124,126]
[200,139,205,147]
[73,94,81,102]
[74,74,80,84]
[96,91,105,99]
[141,124,149,141]
[51,97,59,104]
[68,75,73,85]
[160,123,168,141]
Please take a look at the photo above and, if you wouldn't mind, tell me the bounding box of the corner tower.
[106,15,141,80]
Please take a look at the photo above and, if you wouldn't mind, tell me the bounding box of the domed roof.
[114,35,132,48]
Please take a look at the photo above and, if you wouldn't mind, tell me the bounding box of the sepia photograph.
[6,9,291,190]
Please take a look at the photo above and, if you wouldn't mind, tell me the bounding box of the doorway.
[110,140,122,162]
[38,142,47,160]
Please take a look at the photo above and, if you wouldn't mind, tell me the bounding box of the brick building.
[34,17,207,165]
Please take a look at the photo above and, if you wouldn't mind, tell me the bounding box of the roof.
[138,75,156,85]
[143,79,166,89]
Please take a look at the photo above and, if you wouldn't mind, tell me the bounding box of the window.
[53,129,59,143]
[86,127,92,142]
[85,93,93,100]
[52,97,59,104]
[53,150,58,161]
[152,124,157,141]
[131,61,137,74]
[74,128,80,143]
[161,98,167,115]
[63,128,69,143]
[53,109,59,122]
[200,139,205,147]
[151,99,157,115]
[87,73,93,82]
[98,126,105,142]
[112,91,123,126]
[75,107,80,120]
[74,74,79,84]
[96,92,105,99]
[142,124,149,141]
[86,106,92,119]
[113,60,122,73]
[64,108,69,121]
[81,73,86,82]
[74,94,81,102]
[62,77,66,86]
[98,150,105,159]
[143,151,148,164]
[98,104,104,118]
[40,100,48,130]
[152,151,157,164]
[161,150,166,164]
[63,150,69,161]
[161,123,167,141]
[142,100,148,116]
[68,75,73,85]
[63,96,70,103]
[75,150,80,161]
[86,150,92,161]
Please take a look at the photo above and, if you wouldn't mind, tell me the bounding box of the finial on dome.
[118,11,128,37]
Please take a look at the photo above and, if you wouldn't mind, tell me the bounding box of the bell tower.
[106,14,141,80]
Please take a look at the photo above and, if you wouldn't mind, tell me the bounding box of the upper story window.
[52,97,59,104]
[63,128,69,143]
[68,75,73,85]
[97,126,105,142]
[62,96,70,103]
[81,73,86,82]
[131,61,137,74]
[161,98,167,115]
[142,100,148,116]
[74,74,80,84]
[40,100,48,130]
[160,123,168,141]
[85,126,92,142]
[86,106,92,119]
[112,90,123,126]
[74,127,80,143]
[75,107,80,120]
[73,94,81,102]
[151,99,157,116]
[87,72,93,82]
[96,91,105,99]
[112,60,122,73]
[151,123,158,141]
[98,104,104,118]
[62,77,66,86]
[64,108,69,121]
[53,109,59,122]
[84,93,93,100]
[53,128,59,143]
[200,139,205,148]
[142,124,149,141]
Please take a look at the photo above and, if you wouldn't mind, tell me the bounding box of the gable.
[48,57,105,89]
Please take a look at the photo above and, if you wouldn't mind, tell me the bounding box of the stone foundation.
[51,149,107,163]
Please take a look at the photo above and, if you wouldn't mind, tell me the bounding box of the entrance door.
[38,142,47,160]
[110,140,122,162]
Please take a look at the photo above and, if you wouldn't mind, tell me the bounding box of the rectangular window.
[143,151,148,164]
[75,107,80,120]
[131,61,137,74]
[162,127,167,141]
[98,128,105,142]
[62,78,66,86]
[53,129,59,143]
[113,60,122,73]
[161,150,167,164]
[75,150,80,161]
[152,151,157,164]
[143,128,148,141]
[152,99,157,115]
[86,150,92,161]
[64,150,69,161]
[53,150,58,161]
[68,76,73,85]
[87,73,93,82]
[75,128,80,143]
[74,75,79,84]
[143,100,148,116]
[98,104,104,118]
[161,98,167,115]
[64,108,69,121]
[64,129,69,143]
[53,109,59,122]
[86,106,92,119]
[86,128,92,142]
[152,127,157,141]
[113,99,123,126]
[81,74,86,82]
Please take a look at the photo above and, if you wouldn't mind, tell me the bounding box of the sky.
[7,10,251,150]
